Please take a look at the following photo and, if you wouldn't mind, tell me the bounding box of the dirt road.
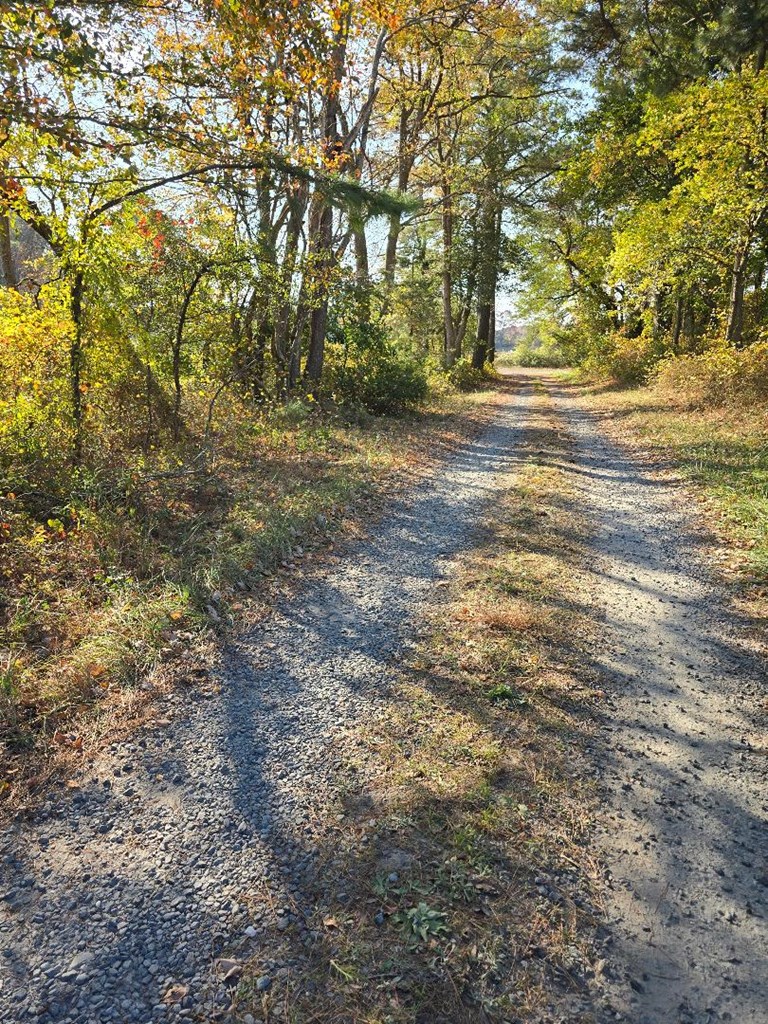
[1,369,766,1024]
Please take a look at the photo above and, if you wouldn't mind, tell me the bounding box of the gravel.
[0,385,532,1024]
[556,377,768,1024]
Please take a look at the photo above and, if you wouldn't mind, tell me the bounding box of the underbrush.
[503,343,569,369]
[0,385,496,782]
[653,342,768,407]
[447,357,500,392]
[581,330,667,386]
[239,385,605,1023]
[324,348,429,415]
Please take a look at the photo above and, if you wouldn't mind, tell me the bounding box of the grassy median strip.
[239,385,607,1024]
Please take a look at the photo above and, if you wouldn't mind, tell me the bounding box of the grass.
[0,387,499,801]
[234,382,607,1023]
[581,382,768,588]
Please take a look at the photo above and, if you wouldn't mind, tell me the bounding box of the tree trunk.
[289,300,309,390]
[471,201,498,370]
[303,20,348,385]
[354,227,369,284]
[145,362,154,452]
[384,107,412,286]
[305,202,333,383]
[173,264,208,438]
[489,206,501,364]
[70,271,85,462]
[472,300,491,370]
[0,213,16,289]
[671,293,683,353]
[274,188,307,395]
[488,299,496,363]
[250,319,268,400]
[384,214,401,286]
[441,178,457,367]
[726,250,747,346]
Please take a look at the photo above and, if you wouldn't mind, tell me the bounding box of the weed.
[399,902,450,943]
[486,682,529,705]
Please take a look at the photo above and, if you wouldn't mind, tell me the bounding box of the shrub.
[582,330,667,386]
[325,349,428,415]
[274,398,314,426]
[0,286,72,476]
[653,342,768,407]
[447,358,497,392]
[506,343,568,368]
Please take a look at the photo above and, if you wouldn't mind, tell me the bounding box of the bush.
[653,342,768,407]
[273,398,314,426]
[325,350,428,415]
[447,358,497,392]
[582,330,667,386]
[0,286,72,477]
[506,343,568,368]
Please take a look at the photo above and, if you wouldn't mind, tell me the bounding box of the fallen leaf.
[163,984,188,1005]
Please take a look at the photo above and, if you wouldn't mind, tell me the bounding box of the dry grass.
[235,384,607,1024]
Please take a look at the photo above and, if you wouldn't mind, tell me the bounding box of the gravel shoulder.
[0,380,534,1024]
[552,375,768,1024]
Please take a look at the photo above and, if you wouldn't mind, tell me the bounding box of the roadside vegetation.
[238,383,607,1023]
[4,0,768,804]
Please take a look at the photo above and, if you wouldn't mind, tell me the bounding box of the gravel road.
[0,383,533,1024]
[553,376,768,1024]
[3,370,767,1024]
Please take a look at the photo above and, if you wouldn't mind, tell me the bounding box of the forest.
[1,0,767,734]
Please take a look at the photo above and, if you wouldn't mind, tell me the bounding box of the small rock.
[256,976,272,992]
[214,959,241,978]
